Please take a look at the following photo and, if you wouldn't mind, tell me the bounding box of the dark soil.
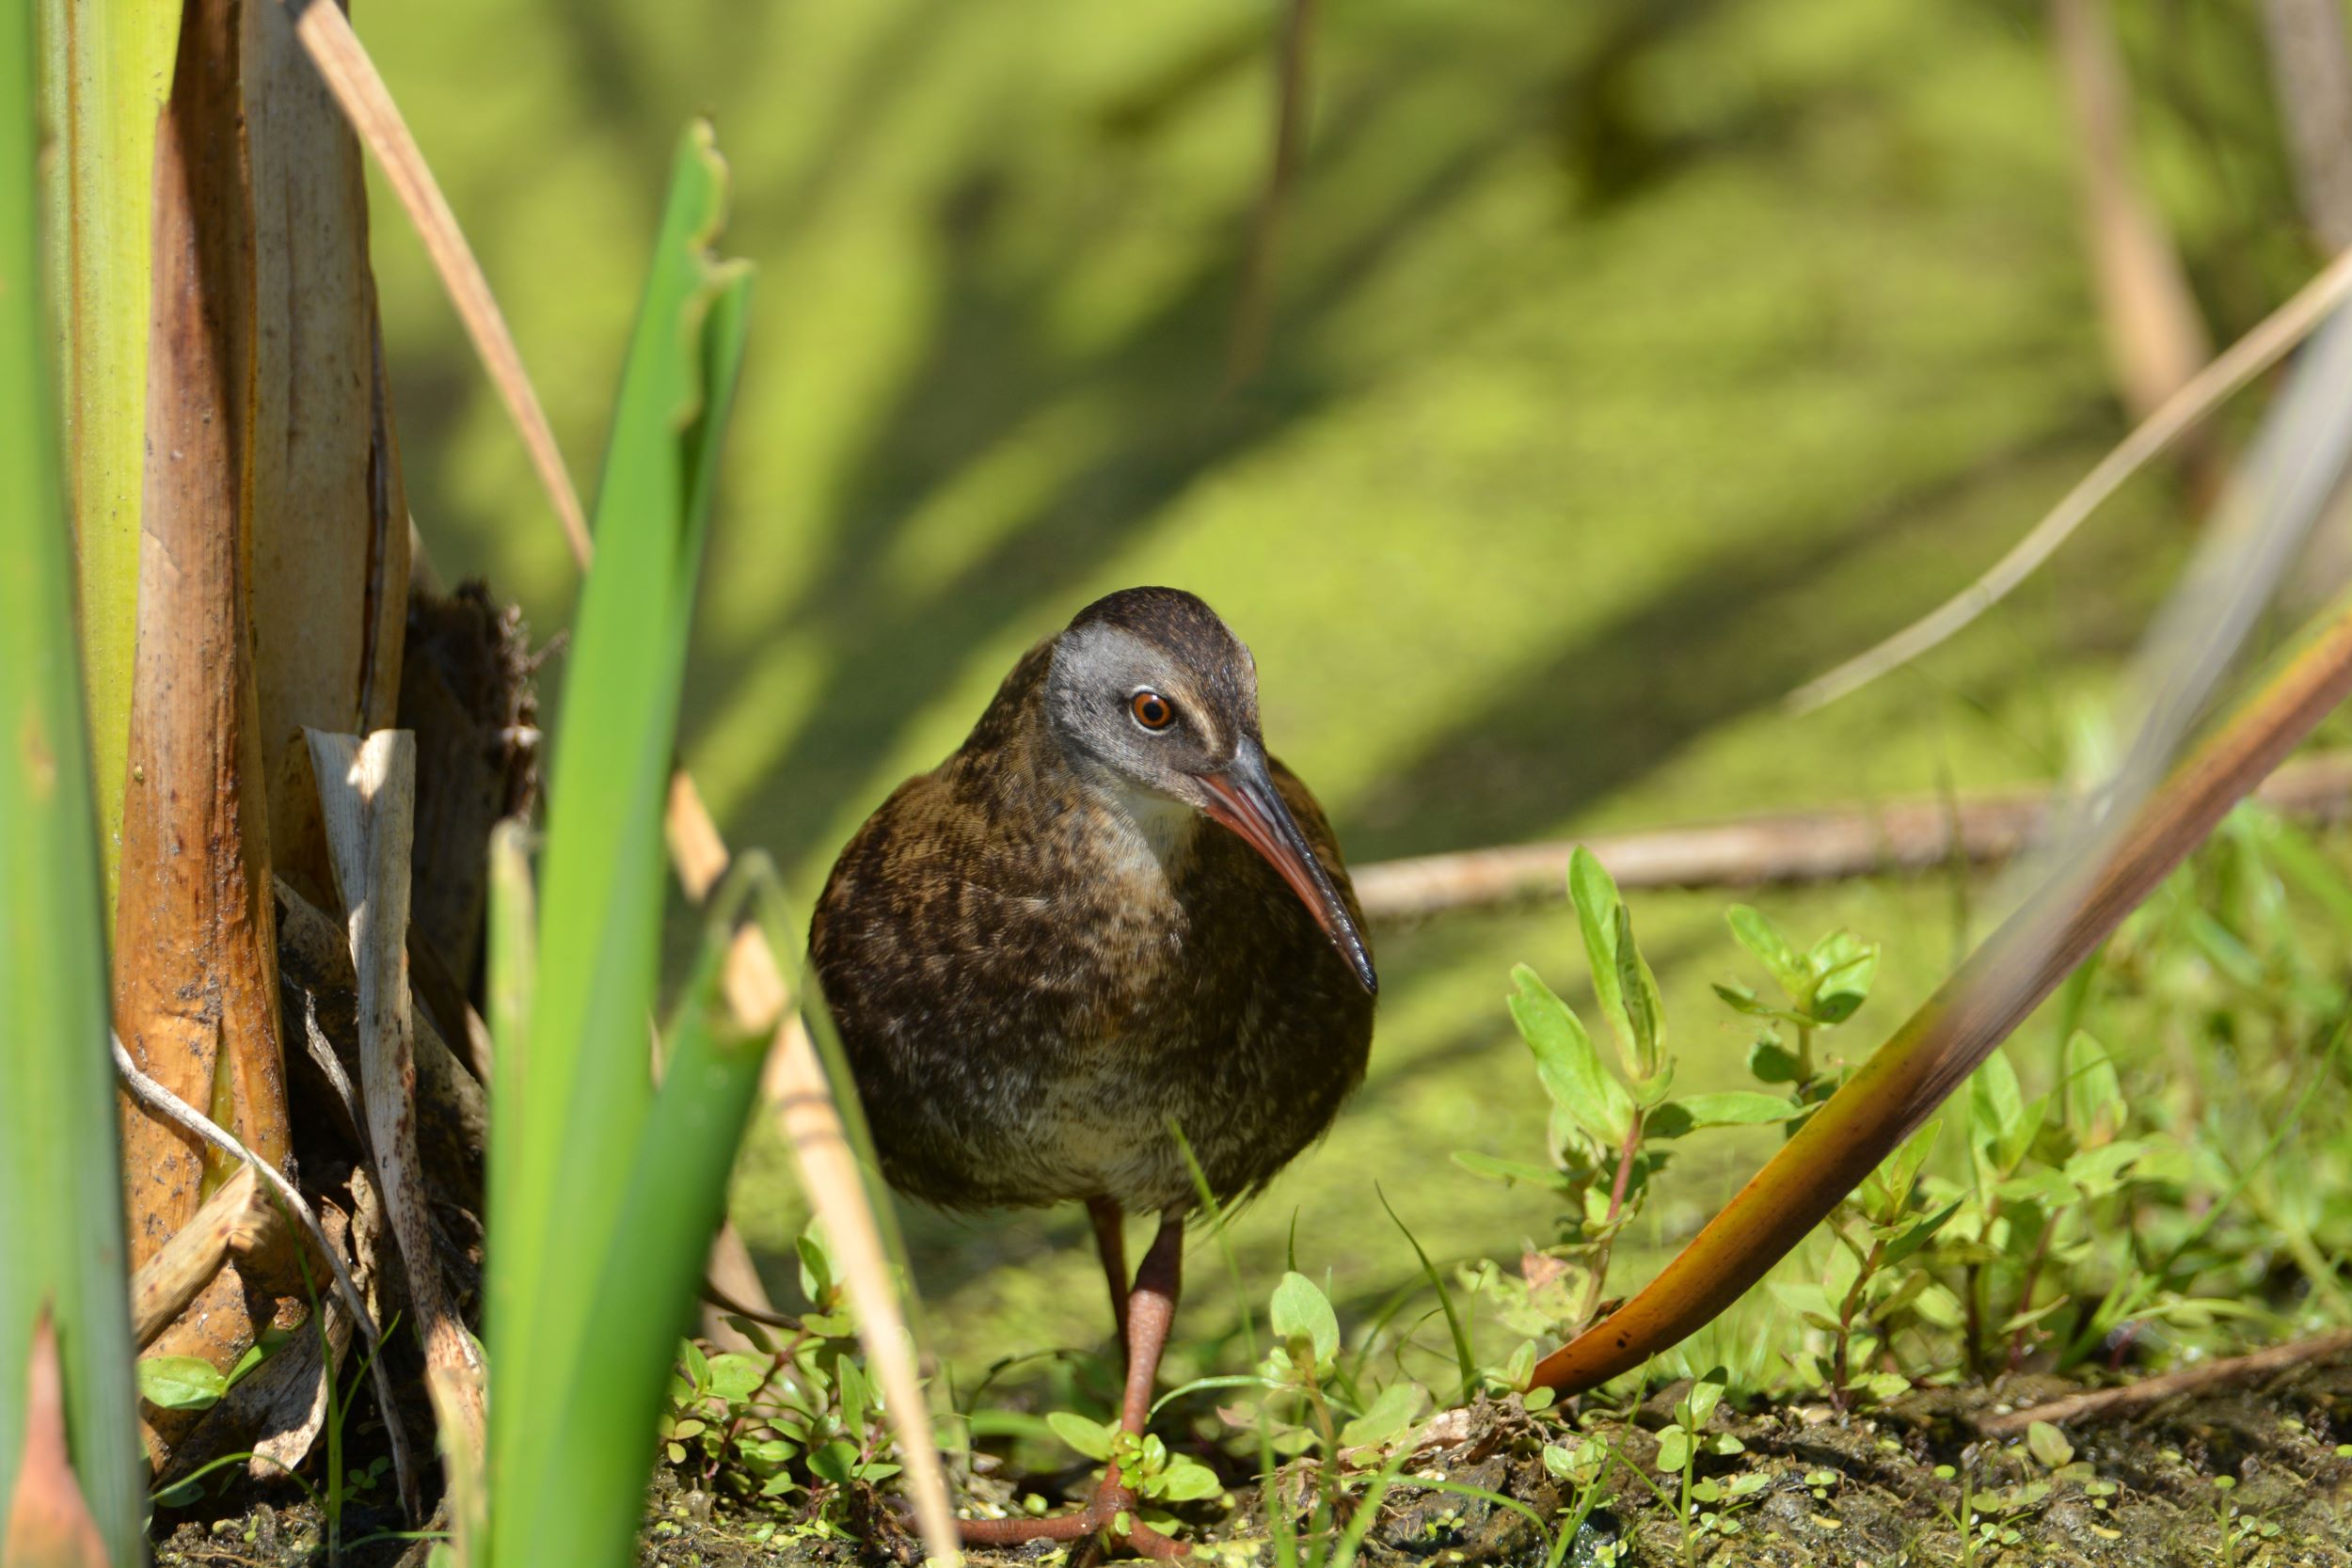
[153,1366,2352,1567]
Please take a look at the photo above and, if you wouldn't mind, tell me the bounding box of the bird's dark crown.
[1044,587,1261,797]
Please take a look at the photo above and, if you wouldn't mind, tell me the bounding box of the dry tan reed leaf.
[306,729,486,1530]
[245,0,409,904]
[277,0,590,566]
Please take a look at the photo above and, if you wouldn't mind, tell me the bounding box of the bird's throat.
[1099,776,1201,875]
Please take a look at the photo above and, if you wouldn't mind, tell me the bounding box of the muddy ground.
[157,1365,2352,1567]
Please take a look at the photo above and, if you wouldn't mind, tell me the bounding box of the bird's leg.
[1089,1196,1131,1346]
[1102,1213,1189,1560]
[958,1212,1192,1560]
[1117,1212,1184,1433]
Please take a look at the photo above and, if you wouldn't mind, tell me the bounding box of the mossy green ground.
[369,0,2330,1433]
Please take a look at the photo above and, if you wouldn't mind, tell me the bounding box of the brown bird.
[811,586,1377,1557]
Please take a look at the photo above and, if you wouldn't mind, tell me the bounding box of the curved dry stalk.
[1788,241,2352,715]
[664,779,961,1567]
[1534,587,2352,1394]
[109,1034,419,1518]
[275,0,590,567]
[308,728,487,1528]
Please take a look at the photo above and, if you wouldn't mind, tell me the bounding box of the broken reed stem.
[128,1166,270,1350]
[109,1035,418,1517]
[1351,751,2352,919]
[1977,1328,2352,1435]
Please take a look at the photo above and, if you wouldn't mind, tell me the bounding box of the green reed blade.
[486,119,753,1567]
[0,2,141,1553]
[520,919,772,1568]
[34,0,177,922]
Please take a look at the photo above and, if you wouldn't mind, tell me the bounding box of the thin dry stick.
[664,778,961,1568]
[276,0,590,567]
[1788,242,2352,715]
[1349,751,2352,918]
[1977,1328,2352,1435]
[308,729,488,1521]
[110,1035,418,1516]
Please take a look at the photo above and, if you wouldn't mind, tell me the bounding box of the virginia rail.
[811,587,1377,1557]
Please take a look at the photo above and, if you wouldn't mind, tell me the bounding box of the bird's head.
[1045,586,1377,995]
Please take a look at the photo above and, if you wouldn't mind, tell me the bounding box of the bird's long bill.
[1200,743,1378,995]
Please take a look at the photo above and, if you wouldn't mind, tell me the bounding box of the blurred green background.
[362,0,2329,1386]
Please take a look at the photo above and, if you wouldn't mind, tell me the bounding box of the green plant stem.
[2005,1212,2061,1373]
[1831,1234,1888,1408]
[1962,1191,2007,1381]
[1678,1449,1697,1568]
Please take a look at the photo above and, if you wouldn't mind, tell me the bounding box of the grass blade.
[1376,1185,1474,1405]
[486,121,753,1568]
[520,925,780,1568]
[0,3,140,1549]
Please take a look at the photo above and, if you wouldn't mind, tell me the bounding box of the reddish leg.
[1089,1196,1130,1345]
[961,1211,1191,1560]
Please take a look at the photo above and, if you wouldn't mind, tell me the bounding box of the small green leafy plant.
[1459,849,1796,1342]
[659,1227,904,1520]
[1713,904,1881,1109]
[1647,1375,1760,1564]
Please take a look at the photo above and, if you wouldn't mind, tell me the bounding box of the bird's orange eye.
[1130,689,1175,731]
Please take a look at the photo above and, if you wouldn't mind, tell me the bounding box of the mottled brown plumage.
[808,587,1376,1557]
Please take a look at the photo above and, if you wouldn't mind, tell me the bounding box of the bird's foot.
[958,1472,1192,1560]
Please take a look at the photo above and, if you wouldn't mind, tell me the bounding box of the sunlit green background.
[363,0,2327,1389]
